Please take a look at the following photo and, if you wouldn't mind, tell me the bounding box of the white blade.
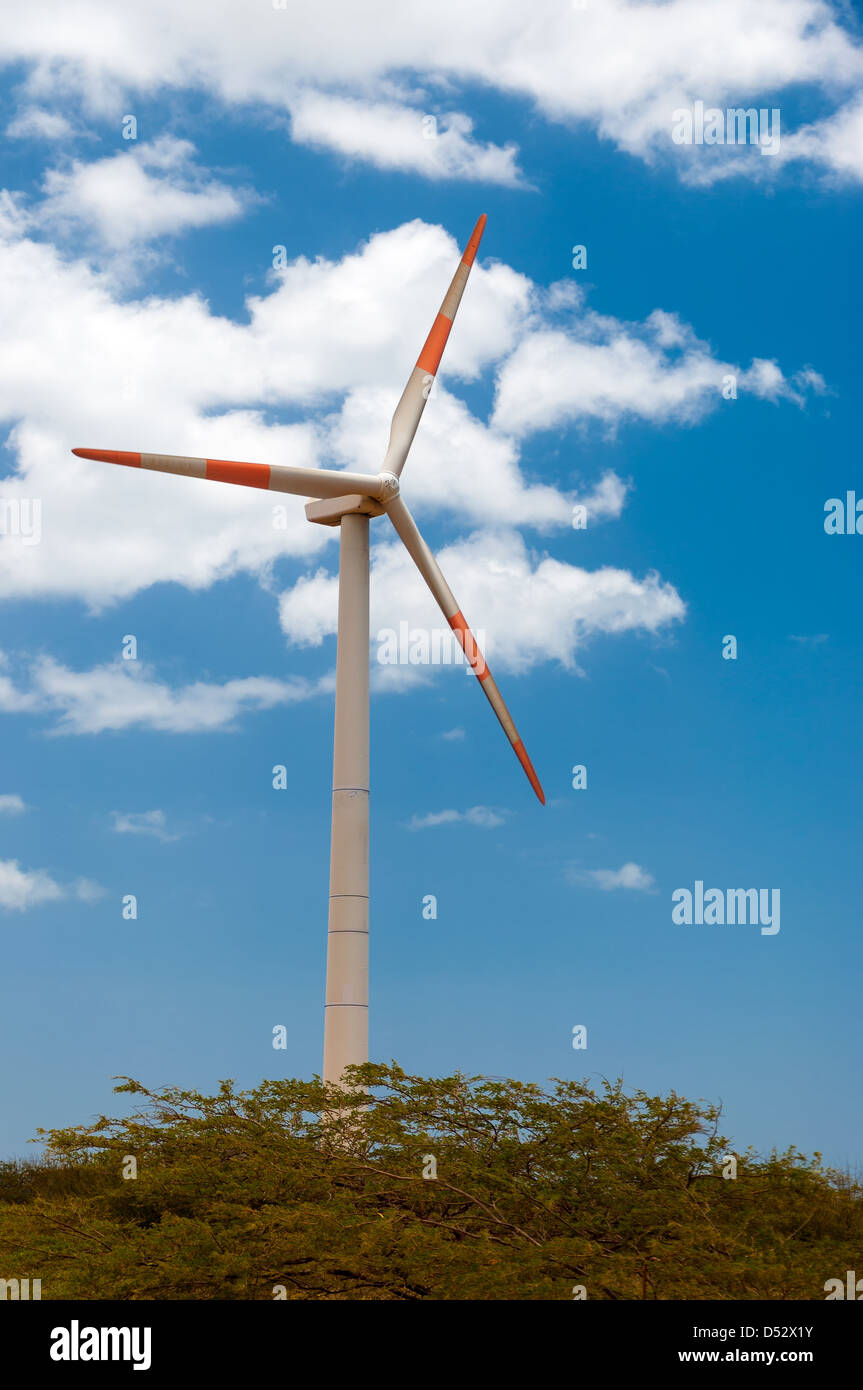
[71,448,388,502]
[381,214,486,480]
[386,495,545,804]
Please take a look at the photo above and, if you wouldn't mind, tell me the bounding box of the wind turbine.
[72,214,544,1083]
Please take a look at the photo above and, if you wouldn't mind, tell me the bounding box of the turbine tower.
[71,215,544,1083]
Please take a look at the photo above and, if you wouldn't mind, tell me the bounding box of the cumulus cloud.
[777,95,863,182]
[0,215,817,614]
[0,653,40,712]
[326,386,569,530]
[281,528,686,679]
[574,862,657,892]
[36,137,253,250]
[0,858,104,911]
[0,654,333,734]
[0,219,525,605]
[6,106,73,140]
[289,93,525,185]
[2,0,862,183]
[0,794,28,815]
[492,313,819,437]
[575,470,629,523]
[407,806,505,830]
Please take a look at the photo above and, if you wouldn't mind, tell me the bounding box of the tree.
[0,1064,858,1300]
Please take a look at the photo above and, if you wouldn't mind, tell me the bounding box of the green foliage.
[0,1064,859,1300]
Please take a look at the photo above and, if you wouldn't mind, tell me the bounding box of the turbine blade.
[71,449,387,502]
[386,495,544,804]
[381,214,486,480]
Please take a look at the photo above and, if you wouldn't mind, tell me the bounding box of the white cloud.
[576,862,656,892]
[0,653,39,712]
[492,313,817,437]
[2,0,862,183]
[281,528,686,679]
[777,95,863,182]
[0,858,104,911]
[110,808,180,840]
[793,367,828,395]
[0,189,33,239]
[36,660,331,734]
[0,794,28,815]
[0,215,816,643]
[36,137,252,250]
[576,470,629,522]
[289,93,525,185]
[326,385,570,530]
[407,805,505,830]
[440,727,465,741]
[0,219,528,606]
[0,859,63,910]
[6,106,73,140]
[0,654,333,734]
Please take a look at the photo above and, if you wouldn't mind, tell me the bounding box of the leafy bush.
[0,1064,858,1300]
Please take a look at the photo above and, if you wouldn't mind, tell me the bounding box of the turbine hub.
[376,471,400,504]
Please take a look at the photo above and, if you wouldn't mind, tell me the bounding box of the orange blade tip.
[461,214,487,268]
[513,737,545,805]
[71,448,141,467]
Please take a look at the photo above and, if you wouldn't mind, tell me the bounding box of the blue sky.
[0,1,861,1169]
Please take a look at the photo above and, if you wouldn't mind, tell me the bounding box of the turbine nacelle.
[304,492,386,527]
[304,472,399,526]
